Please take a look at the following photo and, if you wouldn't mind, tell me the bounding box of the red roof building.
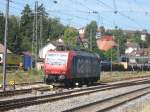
[96,35,116,51]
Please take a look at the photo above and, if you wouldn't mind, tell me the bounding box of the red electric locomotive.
[43,50,101,86]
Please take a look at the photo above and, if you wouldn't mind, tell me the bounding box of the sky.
[0,0,150,32]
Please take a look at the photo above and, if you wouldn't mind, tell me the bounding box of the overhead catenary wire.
[70,0,91,11]
[0,1,22,14]
[45,8,90,21]
[66,0,117,27]
[113,0,118,14]
[0,0,150,31]
[133,0,150,16]
[70,0,150,29]
[96,0,145,29]
[41,1,136,30]
[47,8,118,29]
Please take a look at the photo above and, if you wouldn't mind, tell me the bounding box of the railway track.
[63,86,150,112]
[0,77,148,98]
[0,78,150,111]
[0,76,149,97]
[0,77,147,98]
[0,81,43,90]
[0,86,51,97]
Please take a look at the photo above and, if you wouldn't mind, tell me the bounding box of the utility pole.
[110,35,114,75]
[3,0,10,91]
[90,29,92,51]
[117,38,120,62]
[110,48,113,74]
[35,1,38,68]
[32,10,35,69]
[40,15,43,49]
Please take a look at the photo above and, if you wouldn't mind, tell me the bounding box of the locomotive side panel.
[71,54,100,79]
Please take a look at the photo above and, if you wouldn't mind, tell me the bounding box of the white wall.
[39,43,56,59]
[125,47,137,54]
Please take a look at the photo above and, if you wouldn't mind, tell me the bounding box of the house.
[39,43,56,59]
[0,43,11,63]
[39,38,65,59]
[143,48,150,56]
[96,35,116,51]
[129,48,150,57]
[125,41,150,56]
[125,42,140,55]
[128,50,142,56]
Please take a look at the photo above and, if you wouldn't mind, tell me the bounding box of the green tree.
[103,48,117,61]
[36,3,48,46]
[85,21,98,51]
[8,16,21,52]
[146,33,150,47]
[47,18,65,41]
[130,31,141,43]
[0,11,5,43]
[126,30,148,48]
[63,27,78,48]
[112,28,127,55]
[20,4,33,51]
[99,26,105,35]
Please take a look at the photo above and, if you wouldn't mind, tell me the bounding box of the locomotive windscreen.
[45,52,68,66]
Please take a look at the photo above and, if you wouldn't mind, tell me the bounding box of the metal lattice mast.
[3,0,10,91]
[35,1,38,67]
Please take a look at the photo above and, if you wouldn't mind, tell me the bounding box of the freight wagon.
[0,53,32,70]
[44,50,101,86]
[0,53,22,69]
[120,56,150,71]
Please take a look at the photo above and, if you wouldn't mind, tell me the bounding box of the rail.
[0,78,149,111]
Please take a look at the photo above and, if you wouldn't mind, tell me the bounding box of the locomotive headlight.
[59,75,65,80]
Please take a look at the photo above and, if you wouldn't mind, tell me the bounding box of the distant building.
[143,48,150,56]
[125,42,140,54]
[125,41,150,56]
[96,35,116,51]
[128,48,150,57]
[125,42,140,55]
[79,28,85,39]
[128,50,142,57]
[39,38,65,59]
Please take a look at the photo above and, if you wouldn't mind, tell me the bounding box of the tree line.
[0,4,150,60]
[0,4,65,53]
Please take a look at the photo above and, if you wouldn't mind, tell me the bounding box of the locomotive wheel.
[44,77,50,84]
[64,80,73,88]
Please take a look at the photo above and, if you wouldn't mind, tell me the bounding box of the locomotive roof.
[74,50,100,58]
[46,50,100,58]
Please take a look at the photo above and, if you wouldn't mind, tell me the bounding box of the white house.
[125,42,140,55]
[39,43,56,59]
[39,39,65,59]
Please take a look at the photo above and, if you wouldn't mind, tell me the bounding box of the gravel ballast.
[7,84,150,112]
[108,94,150,112]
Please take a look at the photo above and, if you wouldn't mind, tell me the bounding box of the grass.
[0,69,44,85]
[0,69,150,85]
[100,71,150,83]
